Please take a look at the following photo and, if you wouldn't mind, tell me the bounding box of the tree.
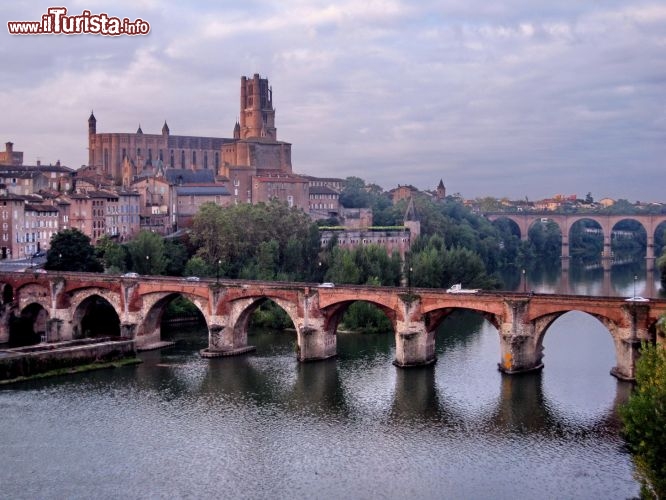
[339,176,370,208]
[96,235,128,273]
[125,230,167,275]
[189,200,319,281]
[45,229,103,272]
[620,338,666,499]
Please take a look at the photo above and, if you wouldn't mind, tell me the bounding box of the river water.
[0,263,656,499]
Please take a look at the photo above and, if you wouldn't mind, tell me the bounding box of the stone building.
[0,142,23,166]
[0,193,26,259]
[88,74,293,187]
[23,203,59,255]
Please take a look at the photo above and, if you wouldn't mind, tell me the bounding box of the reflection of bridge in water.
[131,337,629,435]
[1,271,665,381]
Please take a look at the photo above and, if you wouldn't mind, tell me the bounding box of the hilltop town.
[1,74,662,261]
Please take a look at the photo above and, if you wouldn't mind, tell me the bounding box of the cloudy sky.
[1,1,664,201]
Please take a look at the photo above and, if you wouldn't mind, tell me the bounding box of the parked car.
[318,282,335,288]
[625,296,649,302]
[122,272,140,278]
[185,276,200,282]
[32,251,46,258]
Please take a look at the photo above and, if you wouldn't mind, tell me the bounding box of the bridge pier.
[610,304,652,380]
[0,302,12,343]
[393,296,436,367]
[498,300,543,374]
[200,298,258,357]
[296,292,337,362]
[49,308,75,341]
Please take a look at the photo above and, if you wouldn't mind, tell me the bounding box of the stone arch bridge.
[1,271,664,380]
[484,212,666,270]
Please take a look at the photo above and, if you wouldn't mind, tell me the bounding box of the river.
[1,263,657,499]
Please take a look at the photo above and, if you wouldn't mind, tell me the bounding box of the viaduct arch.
[485,212,666,270]
[0,271,664,381]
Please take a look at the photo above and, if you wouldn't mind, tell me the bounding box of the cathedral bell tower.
[88,111,97,167]
[239,74,276,140]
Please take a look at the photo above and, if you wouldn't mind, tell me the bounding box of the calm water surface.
[0,307,639,499]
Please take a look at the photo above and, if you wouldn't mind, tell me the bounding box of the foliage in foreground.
[45,229,103,272]
[620,339,666,499]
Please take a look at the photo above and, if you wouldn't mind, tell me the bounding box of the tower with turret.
[239,73,276,140]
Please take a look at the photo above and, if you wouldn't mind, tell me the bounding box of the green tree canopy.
[125,230,168,275]
[45,229,103,272]
[189,200,321,281]
[620,339,666,498]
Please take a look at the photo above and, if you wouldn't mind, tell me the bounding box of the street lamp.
[408,266,413,293]
[216,259,221,284]
[146,255,150,274]
[522,269,526,293]
[633,275,637,299]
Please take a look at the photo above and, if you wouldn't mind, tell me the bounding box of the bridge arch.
[15,283,50,313]
[609,218,647,261]
[222,295,299,355]
[423,306,501,333]
[320,298,396,336]
[532,309,623,375]
[568,218,603,261]
[137,292,209,348]
[489,216,522,239]
[9,302,49,346]
[70,290,122,339]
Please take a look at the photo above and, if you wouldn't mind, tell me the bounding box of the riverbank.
[0,337,138,385]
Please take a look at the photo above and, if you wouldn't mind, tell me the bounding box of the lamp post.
[408,266,413,294]
[216,259,221,284]
[146,255,150,274]
[522,268,526,293]
[633,275,637,299]
[59,253,62,271]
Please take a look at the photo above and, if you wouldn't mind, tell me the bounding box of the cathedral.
[87,74,294,193]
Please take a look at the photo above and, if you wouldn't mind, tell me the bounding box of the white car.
[122,272,140,278]
[318,282,335,288]
[625,296,649,302]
